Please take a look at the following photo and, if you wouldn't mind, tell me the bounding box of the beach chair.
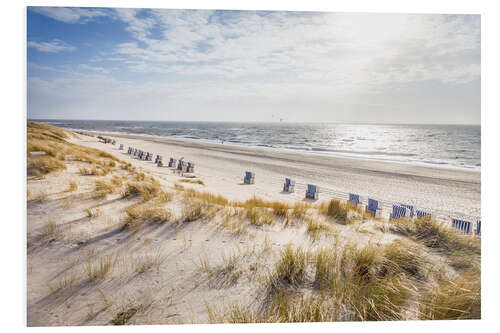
[390,204,407,220]
[305,184,319,200]
[401,204,414,218]
[119,144,124,150]
[127,147,132,154]
[187,162,195,173]
[111,139,116,145]
[244,171,255,184]
[365,198,382,217]
[283,178,295,193]
[476,220,481,235]
[155,155,161,164]
[348,193,360,207]
[452,218,472,234]
[177,160,184,171]
[168,158,177,167]
[145,152,151,161]
[416,210,432,219]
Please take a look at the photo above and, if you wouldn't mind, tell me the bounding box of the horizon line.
[28,118,481,126]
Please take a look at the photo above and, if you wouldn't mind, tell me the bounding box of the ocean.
[34,120,481,171]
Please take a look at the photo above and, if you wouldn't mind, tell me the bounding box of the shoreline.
[60,126,481,172]
[72,130,481,221]
[75,128,481,177]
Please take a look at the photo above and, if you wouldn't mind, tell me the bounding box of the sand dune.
[27,124,481,326]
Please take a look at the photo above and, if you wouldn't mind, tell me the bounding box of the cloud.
[29,7,110,23]
[103,10,480,90]
[27,39,77,53]
[27,9,481,123]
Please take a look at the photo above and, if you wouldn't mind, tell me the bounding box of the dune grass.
[388,217,481,258]
[122,205,173,231]
[85,254,118,280]
[179,178,205,185]
[419,267,480,320]
[94,179,117,199]
[122,179,163,202]
[67,180,78,192]
[28,155,66,177]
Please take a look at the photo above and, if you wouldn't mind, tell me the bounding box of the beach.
[27,123,481,325]
[73,131,481,221]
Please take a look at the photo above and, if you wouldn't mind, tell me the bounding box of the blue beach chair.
[305,184,319,200]
[401,204,414,218]
[187,162,195,173]
[390,204,407,220]
[476,220,481,235]
[348,193,360,207]
[244,171,255,184]
[452,218,472,234]
[365,198,381,217]
[283,178,295,193]
[168,158,176,167]
[177,160,184,171]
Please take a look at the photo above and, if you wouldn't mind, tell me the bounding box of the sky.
[27,7,481,124]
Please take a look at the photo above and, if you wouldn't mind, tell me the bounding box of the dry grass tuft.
[181,201,205,222]
[67,180,78,192]
[28,155,66,176]
[389,218,480,256]
[122,180,162,201]
[179,178,205,185]
[29,190,49,202]
[122,205,173,231]
[85,254,117,280]
[42,219,58,237]
[94,179,116,199]
[419,267,480,320]
[85,207,101,218]
[319,199,350,224]
[266,246,307,294]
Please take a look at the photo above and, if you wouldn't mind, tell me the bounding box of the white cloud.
[29,7,110,23]
[27,39,77,53]
[105,10,480,91]
[28,9,481,123]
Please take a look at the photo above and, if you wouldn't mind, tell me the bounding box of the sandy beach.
[74,131,481,221]
[27,123,481,325]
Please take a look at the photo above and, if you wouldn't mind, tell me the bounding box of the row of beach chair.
[97,136,116,145]
[125,146,195,174]
[243,172,480,236]
[451,218,481,235]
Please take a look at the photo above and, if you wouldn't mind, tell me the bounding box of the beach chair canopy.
[367,198,379,211]
[348,193,360,206]
[307,184,317,194]
[391,205,407,219]
[401,204,414,217]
